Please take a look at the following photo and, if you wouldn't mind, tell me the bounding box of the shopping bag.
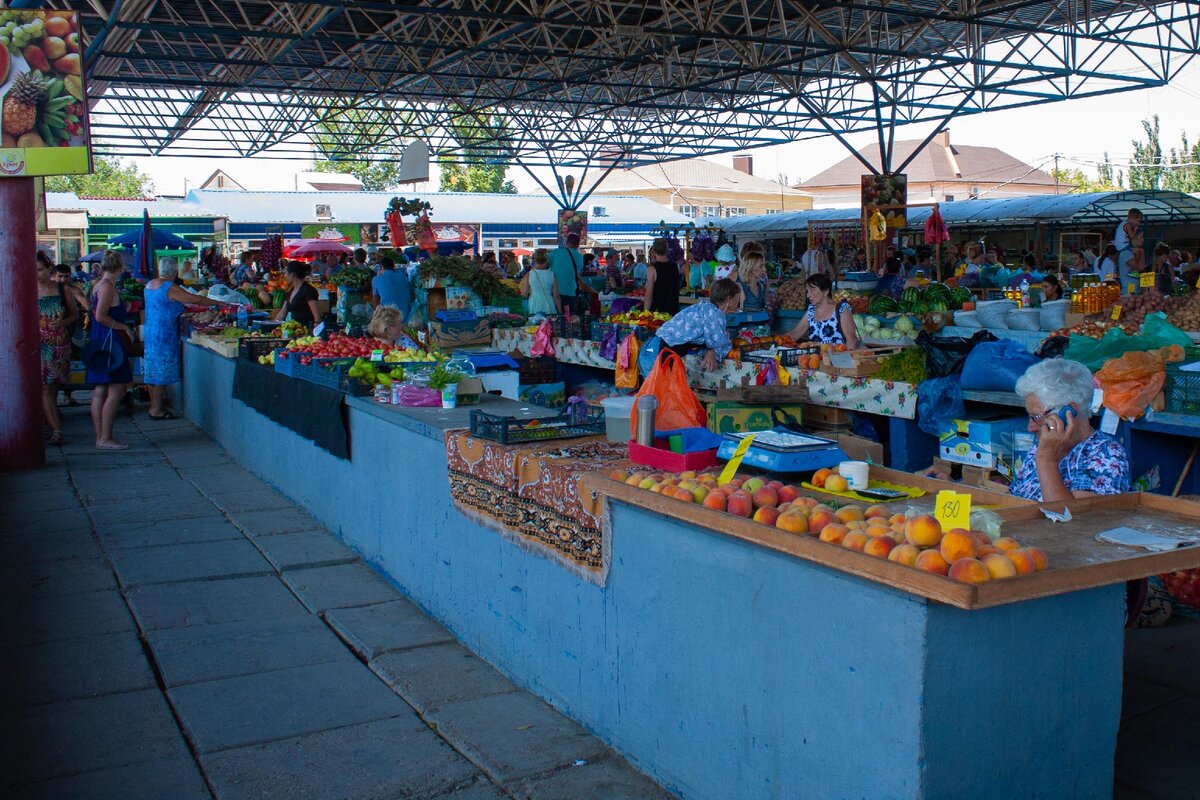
[960,339,1039,392]
[599,325,620,361]
[634,349,707,430]
[615,333,640,389]
[1095,345,1184,419]
[530,320,555,357]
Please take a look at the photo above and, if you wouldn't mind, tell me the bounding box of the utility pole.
[1054,153,1060,195]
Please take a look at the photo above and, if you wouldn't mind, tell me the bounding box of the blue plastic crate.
[435,309,478,323]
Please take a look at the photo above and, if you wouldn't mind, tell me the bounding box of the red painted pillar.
[0,177,44,471]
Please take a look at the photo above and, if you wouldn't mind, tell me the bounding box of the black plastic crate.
[1164,364,1200,414]
[738,343,819,367]
[239,336,285,361]
[468,406,605,445]
[545,313,594,340]
[516,355,558,385]
[589,321,645,343]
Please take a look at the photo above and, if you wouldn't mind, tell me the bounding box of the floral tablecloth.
[491,329,917,419]
[445,430,627,584]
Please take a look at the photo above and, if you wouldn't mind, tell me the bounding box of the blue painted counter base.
[184,343,1126,800]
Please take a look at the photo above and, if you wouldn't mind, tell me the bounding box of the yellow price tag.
[1111,305,1122,321]
[718,434,756,486]
[934,490,972,531]
[1139,272,1156,288]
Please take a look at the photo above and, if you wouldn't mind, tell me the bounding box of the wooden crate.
[800,403,851,430]
[585,476,1200,610]
[714,384,809,403]
[820,346,905,377]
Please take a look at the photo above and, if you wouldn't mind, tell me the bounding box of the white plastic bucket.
[601,395,637,443]
[838,460,870,490]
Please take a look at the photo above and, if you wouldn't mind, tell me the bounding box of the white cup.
[838,460,869,490]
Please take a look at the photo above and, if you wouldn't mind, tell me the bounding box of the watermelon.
[271,289,287,309]
[924,283,951,301]
[900,286,921,306]
[870,294,899,315]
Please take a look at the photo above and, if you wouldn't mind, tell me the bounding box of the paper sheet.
[1096,526,1199,552]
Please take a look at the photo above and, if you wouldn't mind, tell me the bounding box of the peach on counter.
[818,524,849,544]
[863,536,897,558]
[842,531,869,552]
[775,512,810,534]
[824,474,849,493]
[904,514,943,548]
[888,543,920,566]
[1007,549,1037,575]
[948,557,990,584]
[914,549,950,575]
[982,553,1018,579]
[753,506,781,526]
[939,530,977,564]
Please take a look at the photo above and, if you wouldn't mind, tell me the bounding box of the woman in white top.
[521,248,561,316]
[1095,244,1118,282]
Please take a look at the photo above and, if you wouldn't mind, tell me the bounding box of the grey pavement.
[5,406,1198,799]
[2,406,673,800]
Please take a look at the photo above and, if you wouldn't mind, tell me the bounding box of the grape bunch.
[0,12,43,54]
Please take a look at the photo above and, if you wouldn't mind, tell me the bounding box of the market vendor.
[273,261,321,327]
[736,252,768,312]
[784,274,859,349]
[366,305,420,349]
[638,278,743,375]
[1041,274,1064,302]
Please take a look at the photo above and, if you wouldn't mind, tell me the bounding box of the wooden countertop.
[583,474,1200,610]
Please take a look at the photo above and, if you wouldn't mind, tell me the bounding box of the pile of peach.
[610,470,1048,584]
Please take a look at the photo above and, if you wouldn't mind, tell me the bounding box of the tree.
[45,154,153,197]
[1049,163,1121,194]
[438,108,517,194]
[1129,115,1165,190]
[310,103,408,191]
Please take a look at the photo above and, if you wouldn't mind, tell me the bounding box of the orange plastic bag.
[634,349,707,430]
[1095,345,1183,419]
[615,333,640,389]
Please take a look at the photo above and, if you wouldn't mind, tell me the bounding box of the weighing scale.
[717,428,848,473]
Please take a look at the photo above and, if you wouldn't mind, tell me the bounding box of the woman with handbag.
[86,249,135,450]
[36,252,78,445]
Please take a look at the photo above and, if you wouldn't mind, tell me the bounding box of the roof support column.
[0,177,45,470]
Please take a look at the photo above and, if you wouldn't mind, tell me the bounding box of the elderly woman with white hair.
[1008,358,1130,501]
[143,257,229,419]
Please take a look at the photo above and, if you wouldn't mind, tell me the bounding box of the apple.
[66,32,79,53]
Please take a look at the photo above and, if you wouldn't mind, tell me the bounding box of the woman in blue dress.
[87,250,135,449]
[143,257,230,419]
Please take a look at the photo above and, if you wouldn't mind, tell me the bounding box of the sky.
[122,61,1200,200]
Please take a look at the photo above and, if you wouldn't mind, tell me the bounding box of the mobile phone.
[1056,406,1075,425]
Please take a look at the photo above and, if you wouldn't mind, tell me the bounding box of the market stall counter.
[182,341,1200,800]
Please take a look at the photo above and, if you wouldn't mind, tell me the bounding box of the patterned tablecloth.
[445,431,627,584]
[491,329,918,419]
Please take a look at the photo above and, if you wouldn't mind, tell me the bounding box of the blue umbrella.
[108,210,194,280]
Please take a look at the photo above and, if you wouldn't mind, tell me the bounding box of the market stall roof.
[719,191,1200,237]
[63,2,1198,170]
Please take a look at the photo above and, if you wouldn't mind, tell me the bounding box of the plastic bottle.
[236,303,248,328]
[1019,279,1030,309]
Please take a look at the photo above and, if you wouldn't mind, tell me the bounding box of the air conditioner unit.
[315,203,333,220]
[591,205,608,218]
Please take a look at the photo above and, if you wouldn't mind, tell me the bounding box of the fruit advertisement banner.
[558,208,586,244]
[0,10,90,177]
[861,173,907,229]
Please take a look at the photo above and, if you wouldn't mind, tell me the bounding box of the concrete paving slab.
[66,453,166,471]
[0,630,156,708]
[253,529,358,572]
[168,660,412,753]
[111,538,273,587]
[7,756,212,800]
[10,487,84,512]
[1124,619,1200,695]
[0,556,116,596]
[511,754,676,800]
[326,599,455,661]
[281,562,399,614]
[0,507,94,537]
[98,516,247,550]
[126,575,309,631]
[0,589,136,647]
[370,643,518,714]
[424,776,510,800]
[202,715,478,800]
[207,488,295,514]
[0,689,189,788]
[1121,675,1185,721]
[1115,695,1200,800]
[0,469,75,495]
[163,448,238,469]
[229,507,325,537]
[78,480,202,507]
[87,497,221,527]
[423,691,609,785]
[0,526,101,565]
[145,615,352,687]
[189,471,276,498]
[69,464,179,489]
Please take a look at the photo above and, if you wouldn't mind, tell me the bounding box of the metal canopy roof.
[58,1,1199,170]
[719,190,1200,235]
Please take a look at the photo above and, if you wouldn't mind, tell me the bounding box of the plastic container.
[838,460,870,490]
[601,395,637,443]
[1039,299,1070,331]
[627,440,720,472]
[441,383,458,409]
[974,300,1017,329]
[1006,307,1042,331]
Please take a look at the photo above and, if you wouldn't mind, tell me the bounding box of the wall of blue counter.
[184,343,1126,800]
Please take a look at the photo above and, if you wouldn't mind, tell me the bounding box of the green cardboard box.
[707,401,804,434]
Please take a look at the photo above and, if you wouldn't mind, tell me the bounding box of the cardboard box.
[456,376,484,405]
[478,369,519,399]
[428,320,491,349]
[707,401,804,434]
[938,414,1027,469]
[801,403,852,429]
[445,286,483,311]
[836,433,884,464]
